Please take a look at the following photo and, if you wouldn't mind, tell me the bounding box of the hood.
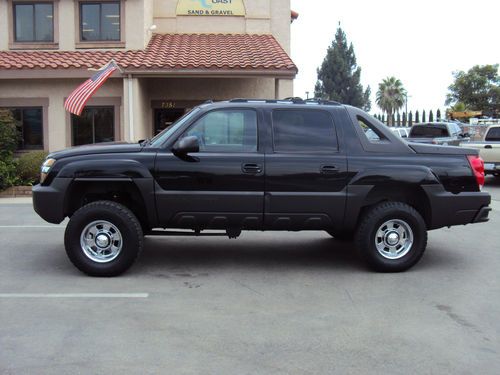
[48,142,143,160]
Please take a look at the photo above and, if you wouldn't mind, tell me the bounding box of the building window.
[272,110,338,152]
[2,107,44,150]
[80,1,120,42]
[13,2,54,42]
[72,106,114,146]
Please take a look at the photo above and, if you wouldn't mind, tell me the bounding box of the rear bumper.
[32,178,72,224]
[423,185,491,229]
[472,206,491,223]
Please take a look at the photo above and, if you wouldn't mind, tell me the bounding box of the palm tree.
[376,77,406,126]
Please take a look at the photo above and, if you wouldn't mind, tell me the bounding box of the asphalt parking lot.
[1,178,499,375]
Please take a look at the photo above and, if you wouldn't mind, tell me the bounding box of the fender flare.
[343,165,439,230]
[59,159,157,227]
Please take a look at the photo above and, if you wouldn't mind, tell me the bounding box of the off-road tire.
[355,201,427,272]
[64,200,143,277]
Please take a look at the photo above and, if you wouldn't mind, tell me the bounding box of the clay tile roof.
[0,33,297,75]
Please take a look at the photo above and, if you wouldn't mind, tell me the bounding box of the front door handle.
[242,163,262,174]
[485,145,492,149]
[320,165,339,174]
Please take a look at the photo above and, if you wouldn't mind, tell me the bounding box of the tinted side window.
[356,116,386,142]
[184,109,257,153]
[272,110,337,152]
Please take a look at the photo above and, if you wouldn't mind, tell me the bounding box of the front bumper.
[32,178,72,224]
[423,185,491,229]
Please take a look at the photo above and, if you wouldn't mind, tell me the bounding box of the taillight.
[467,155,485,189]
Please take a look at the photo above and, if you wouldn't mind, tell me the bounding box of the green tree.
[422,110,427,123]
[429,110,434,122]
[376,76,406,126]
[363,85,372,112]
[381,113,385,124]
[437,108,441,120]
[409,111,413,126]
[315,26,371,109]
[446,64,500,116]
[396,112,401,126]
[415,110,420,123]
[402,112,407,126]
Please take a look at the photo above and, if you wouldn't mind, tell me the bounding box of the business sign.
[176,0,246,16]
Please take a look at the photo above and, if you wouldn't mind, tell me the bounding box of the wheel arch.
[344,165,439,232]
[63,178,157,230]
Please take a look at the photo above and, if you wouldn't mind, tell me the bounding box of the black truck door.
[264,108,348,230]
[154,108,265,230]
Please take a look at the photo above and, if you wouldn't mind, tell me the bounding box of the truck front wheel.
[64,201,143,277]
[355,202,427,272]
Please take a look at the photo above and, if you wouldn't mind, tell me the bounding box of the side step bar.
[145,228,242,239]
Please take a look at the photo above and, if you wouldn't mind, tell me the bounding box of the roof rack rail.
[228,98,341,106]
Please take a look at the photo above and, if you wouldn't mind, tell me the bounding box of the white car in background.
[391,127,410,139]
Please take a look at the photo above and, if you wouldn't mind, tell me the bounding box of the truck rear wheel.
[64,201,143,277]
[355,202,427,272]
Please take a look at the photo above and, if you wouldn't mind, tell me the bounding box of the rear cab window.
[409,125,449,138]
[485,127,500,141]
[271,109,338,152]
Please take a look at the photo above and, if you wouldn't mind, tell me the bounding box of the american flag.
[64,61,118,116]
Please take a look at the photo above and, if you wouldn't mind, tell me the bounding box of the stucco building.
[0,0,297,151]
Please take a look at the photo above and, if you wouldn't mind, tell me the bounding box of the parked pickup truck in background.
[408,122,467,146]
[32,99,491,276]
[462,125,500,176]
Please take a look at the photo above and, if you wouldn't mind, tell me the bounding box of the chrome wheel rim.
[375,219,414,260]
[80,220,122,263]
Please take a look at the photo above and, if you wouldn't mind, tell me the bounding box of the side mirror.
[173,136,200,155]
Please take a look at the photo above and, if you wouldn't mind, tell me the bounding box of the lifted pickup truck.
[33,99,491,276]
[407,122,467,146]
[462,125,500,176]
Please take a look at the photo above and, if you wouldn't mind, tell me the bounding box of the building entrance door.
[153,108,185,135]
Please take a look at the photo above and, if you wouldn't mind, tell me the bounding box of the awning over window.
[0,33,297,78]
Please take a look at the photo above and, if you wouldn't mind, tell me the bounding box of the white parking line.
[0,225,64,228]
[0,293,149,298]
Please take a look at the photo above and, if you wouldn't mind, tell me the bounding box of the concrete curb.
[0,197,32,204]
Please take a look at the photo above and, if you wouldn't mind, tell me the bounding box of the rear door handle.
[320,165,339,174]
[485,145,492,149]
[242,163,262,174]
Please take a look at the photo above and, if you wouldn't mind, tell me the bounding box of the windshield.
[149,107,201,147]
[409,125,449,138]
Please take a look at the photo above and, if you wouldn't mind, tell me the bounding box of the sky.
[290,0,500,116]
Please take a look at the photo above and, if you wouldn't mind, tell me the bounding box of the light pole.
[305,91,310,100]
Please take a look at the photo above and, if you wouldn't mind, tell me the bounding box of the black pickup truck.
[33,99,491,276]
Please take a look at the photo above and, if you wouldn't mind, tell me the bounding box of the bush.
[16,151,49,185]
[0,109,20,190]
[0,109,19,159]
[0,157,19,190]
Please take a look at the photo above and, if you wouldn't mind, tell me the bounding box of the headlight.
[40,158,56,184]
